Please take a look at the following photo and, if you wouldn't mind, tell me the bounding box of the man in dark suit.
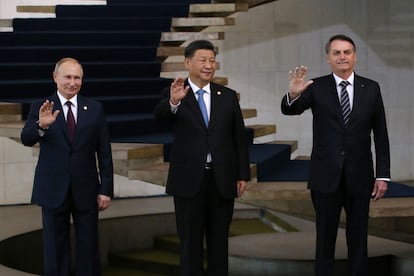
[281,34,390,276]
[21,57,114,276]
[154,40,251,275]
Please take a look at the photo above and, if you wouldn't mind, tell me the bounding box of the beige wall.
[221,0,414,182]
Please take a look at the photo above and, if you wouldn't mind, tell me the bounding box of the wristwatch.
[36,121,48,131]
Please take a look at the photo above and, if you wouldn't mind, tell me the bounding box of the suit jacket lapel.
[350,75,364,126]
[209,83,220,128]
[49,93,71,142]
[328,74,345,126]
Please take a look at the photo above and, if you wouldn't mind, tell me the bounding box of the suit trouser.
[41,188,100,276]
[311,177,371,276]
[174,168,235,276]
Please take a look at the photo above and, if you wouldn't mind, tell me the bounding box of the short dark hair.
[184,40,217,58]
[325,34,356,54]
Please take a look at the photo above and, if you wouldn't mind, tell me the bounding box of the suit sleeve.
[96,105,114,197]
[281,87,313,115]
[154,87,175,123]
[232,92,251,181]
[21,101,43,146]
[372,84,390,179]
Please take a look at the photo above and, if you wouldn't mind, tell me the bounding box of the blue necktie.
[340,81,351,126]
[196,89,209,126]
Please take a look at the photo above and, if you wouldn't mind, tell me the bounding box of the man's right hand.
[38,100,60,129]
[170,77,190,105]
[288,66,314,99]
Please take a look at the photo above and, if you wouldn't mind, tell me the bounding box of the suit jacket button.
[341,151,345,156]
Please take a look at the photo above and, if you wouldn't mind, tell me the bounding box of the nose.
[205,61,215,69]
[68,77,77,86]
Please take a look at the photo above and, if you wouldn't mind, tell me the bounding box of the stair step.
[128,163,169,186]
[212,76,228,85]
[369,197,414,217]
[108,216,284,274]
[16,5,56,13]
[157,46,185,57]
[0,121,24,139]
[0,46,158,63]
[55,4,189,18]
[266,140,298,153]
[242,108,257,119]
[128,163,257,185]
[154,234,180,253]
[243,182,309,201]
[103,266,168,276]
[242,182,414,218]
[171,17,235,31]
[246,124,276,138]
[160,32,224,43]
[111,143,163,160]
[189,3,248,16]
[13,17,171,32]
[0,103,21,115]
[109,249,180,275]
[0,19,12,28]
[0,103,22,123]
[0,31,163,47]
[214,0,272,8]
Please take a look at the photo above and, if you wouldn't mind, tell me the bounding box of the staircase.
[0,0,414,228]
[0,1,279,176]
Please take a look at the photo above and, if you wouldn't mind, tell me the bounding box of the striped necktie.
[340,80,351,126]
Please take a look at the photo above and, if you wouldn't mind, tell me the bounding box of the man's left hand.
[372,180,387,201]
[97,194,111,211]
[237,180,247,198]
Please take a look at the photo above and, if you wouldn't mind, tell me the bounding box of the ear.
[184,57,191,70]
[52,72,58,83]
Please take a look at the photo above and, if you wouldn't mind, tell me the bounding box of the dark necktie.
[65,101,76,141]
[340,80,351,126]
[196,89,209,126]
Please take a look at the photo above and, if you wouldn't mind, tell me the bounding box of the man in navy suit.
[281,34,390,276]
[21,57,113,276]
[154,40,251,275]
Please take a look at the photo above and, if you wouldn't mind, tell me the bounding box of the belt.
[204,162,213,170]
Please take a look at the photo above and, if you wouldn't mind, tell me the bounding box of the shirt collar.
[188,78,211,95]
[333,72,354,87]
[57,91,78,107]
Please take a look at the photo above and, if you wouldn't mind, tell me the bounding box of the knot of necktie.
[340,80,350,88]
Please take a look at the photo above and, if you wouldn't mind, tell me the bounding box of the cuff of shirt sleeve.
[169,100,180,114]
[286,92,300,105]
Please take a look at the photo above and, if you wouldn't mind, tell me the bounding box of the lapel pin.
[361,84,365,88]
[217,91,221,95]
[83,106,88,110]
